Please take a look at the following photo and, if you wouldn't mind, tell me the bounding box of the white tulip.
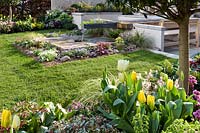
[117,60,129,72]
[118,73,125,82]
[12,115,20,129]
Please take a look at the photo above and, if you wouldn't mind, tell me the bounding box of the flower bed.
[0,101,120,132]
[1,59,200,132]
[99,59,199,132]
[14,37,137,65]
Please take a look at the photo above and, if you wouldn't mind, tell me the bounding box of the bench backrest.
[159,19,199,30]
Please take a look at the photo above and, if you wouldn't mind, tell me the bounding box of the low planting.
[14,39,137,63]
[0,101,120,132]
[0,10,77,34]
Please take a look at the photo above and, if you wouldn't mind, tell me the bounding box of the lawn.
[0,30,172,108]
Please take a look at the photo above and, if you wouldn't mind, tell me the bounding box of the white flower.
[12,115,20,129]
[44,102,55,112]
[118,73,125,82]
[117,60,129,72]
[57,104,67,114]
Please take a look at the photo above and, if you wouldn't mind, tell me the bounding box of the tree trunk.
[178,18,190,93]
[9,4,12,22]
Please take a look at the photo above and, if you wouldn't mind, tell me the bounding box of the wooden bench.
[158,19,200,47]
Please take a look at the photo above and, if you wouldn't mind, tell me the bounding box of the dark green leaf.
[113,98,125,106]
[111,118,134,132]
[173,99,183,119]
[103,85,117,93]
[126,92,138,114]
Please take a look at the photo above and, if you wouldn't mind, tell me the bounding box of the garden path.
[165,45,200,57]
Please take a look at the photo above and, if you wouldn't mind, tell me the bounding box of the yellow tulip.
[131,71,137,81]
[12,115,20,129]
[1,109,12,128]
[147,95,155,110]
[138,90,146,104]
[167,79,174,90]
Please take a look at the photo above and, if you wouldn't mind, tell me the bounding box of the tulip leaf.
[126,92,138,114]
[101,78,109,90]
[135,79,142,92]
[111,118,134,132]
[98,106,118,120]
[171,87,179,98]
[103,85,117,93]
[168,101,176,110]
[113,98,125,106]
[163,117,173,130]
[181,102,193,118]
[150,111,160,133]
[178,88,186,101]
[173,99,183,119]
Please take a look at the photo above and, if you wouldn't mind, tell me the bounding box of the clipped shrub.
[104,29,123,39]
[44,10,77,30]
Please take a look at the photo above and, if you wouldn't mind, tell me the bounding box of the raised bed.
[84,22,118,29]
[72,12,122,29]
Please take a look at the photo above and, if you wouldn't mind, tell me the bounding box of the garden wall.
[132,23,165,51]
[51,0,106,10]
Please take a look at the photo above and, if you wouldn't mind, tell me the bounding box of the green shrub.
[44,10,77,29]
[63,48,88,58]
[121,31,152,48]
[14,40,54,50]
[13,20,32,32]
[162,119,200,133]
[38,49,58,62]
[15,40,35,48]
[31,22,45,30]
[115,37,125,50]
[105,29,123,39]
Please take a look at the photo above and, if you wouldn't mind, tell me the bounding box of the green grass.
[0,30,173,108]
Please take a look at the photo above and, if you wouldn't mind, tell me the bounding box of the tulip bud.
[167,79,173,90]
[1,109,12,128]
[138,90,146,104]
[12,115,20,129]
[147,95,155,110]
[131,71,137,81]
[118,73,124,82]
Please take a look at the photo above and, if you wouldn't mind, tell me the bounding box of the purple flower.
[193,90,200,95]
[193,109,200,120]
[189,75,197,90]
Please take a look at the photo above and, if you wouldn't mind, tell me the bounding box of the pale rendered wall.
[132,23,165,51]
[51,0,106,10]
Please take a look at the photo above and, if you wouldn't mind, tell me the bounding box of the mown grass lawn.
[0,30,173,108]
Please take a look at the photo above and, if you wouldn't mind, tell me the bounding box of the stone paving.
[165,45,200,57]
